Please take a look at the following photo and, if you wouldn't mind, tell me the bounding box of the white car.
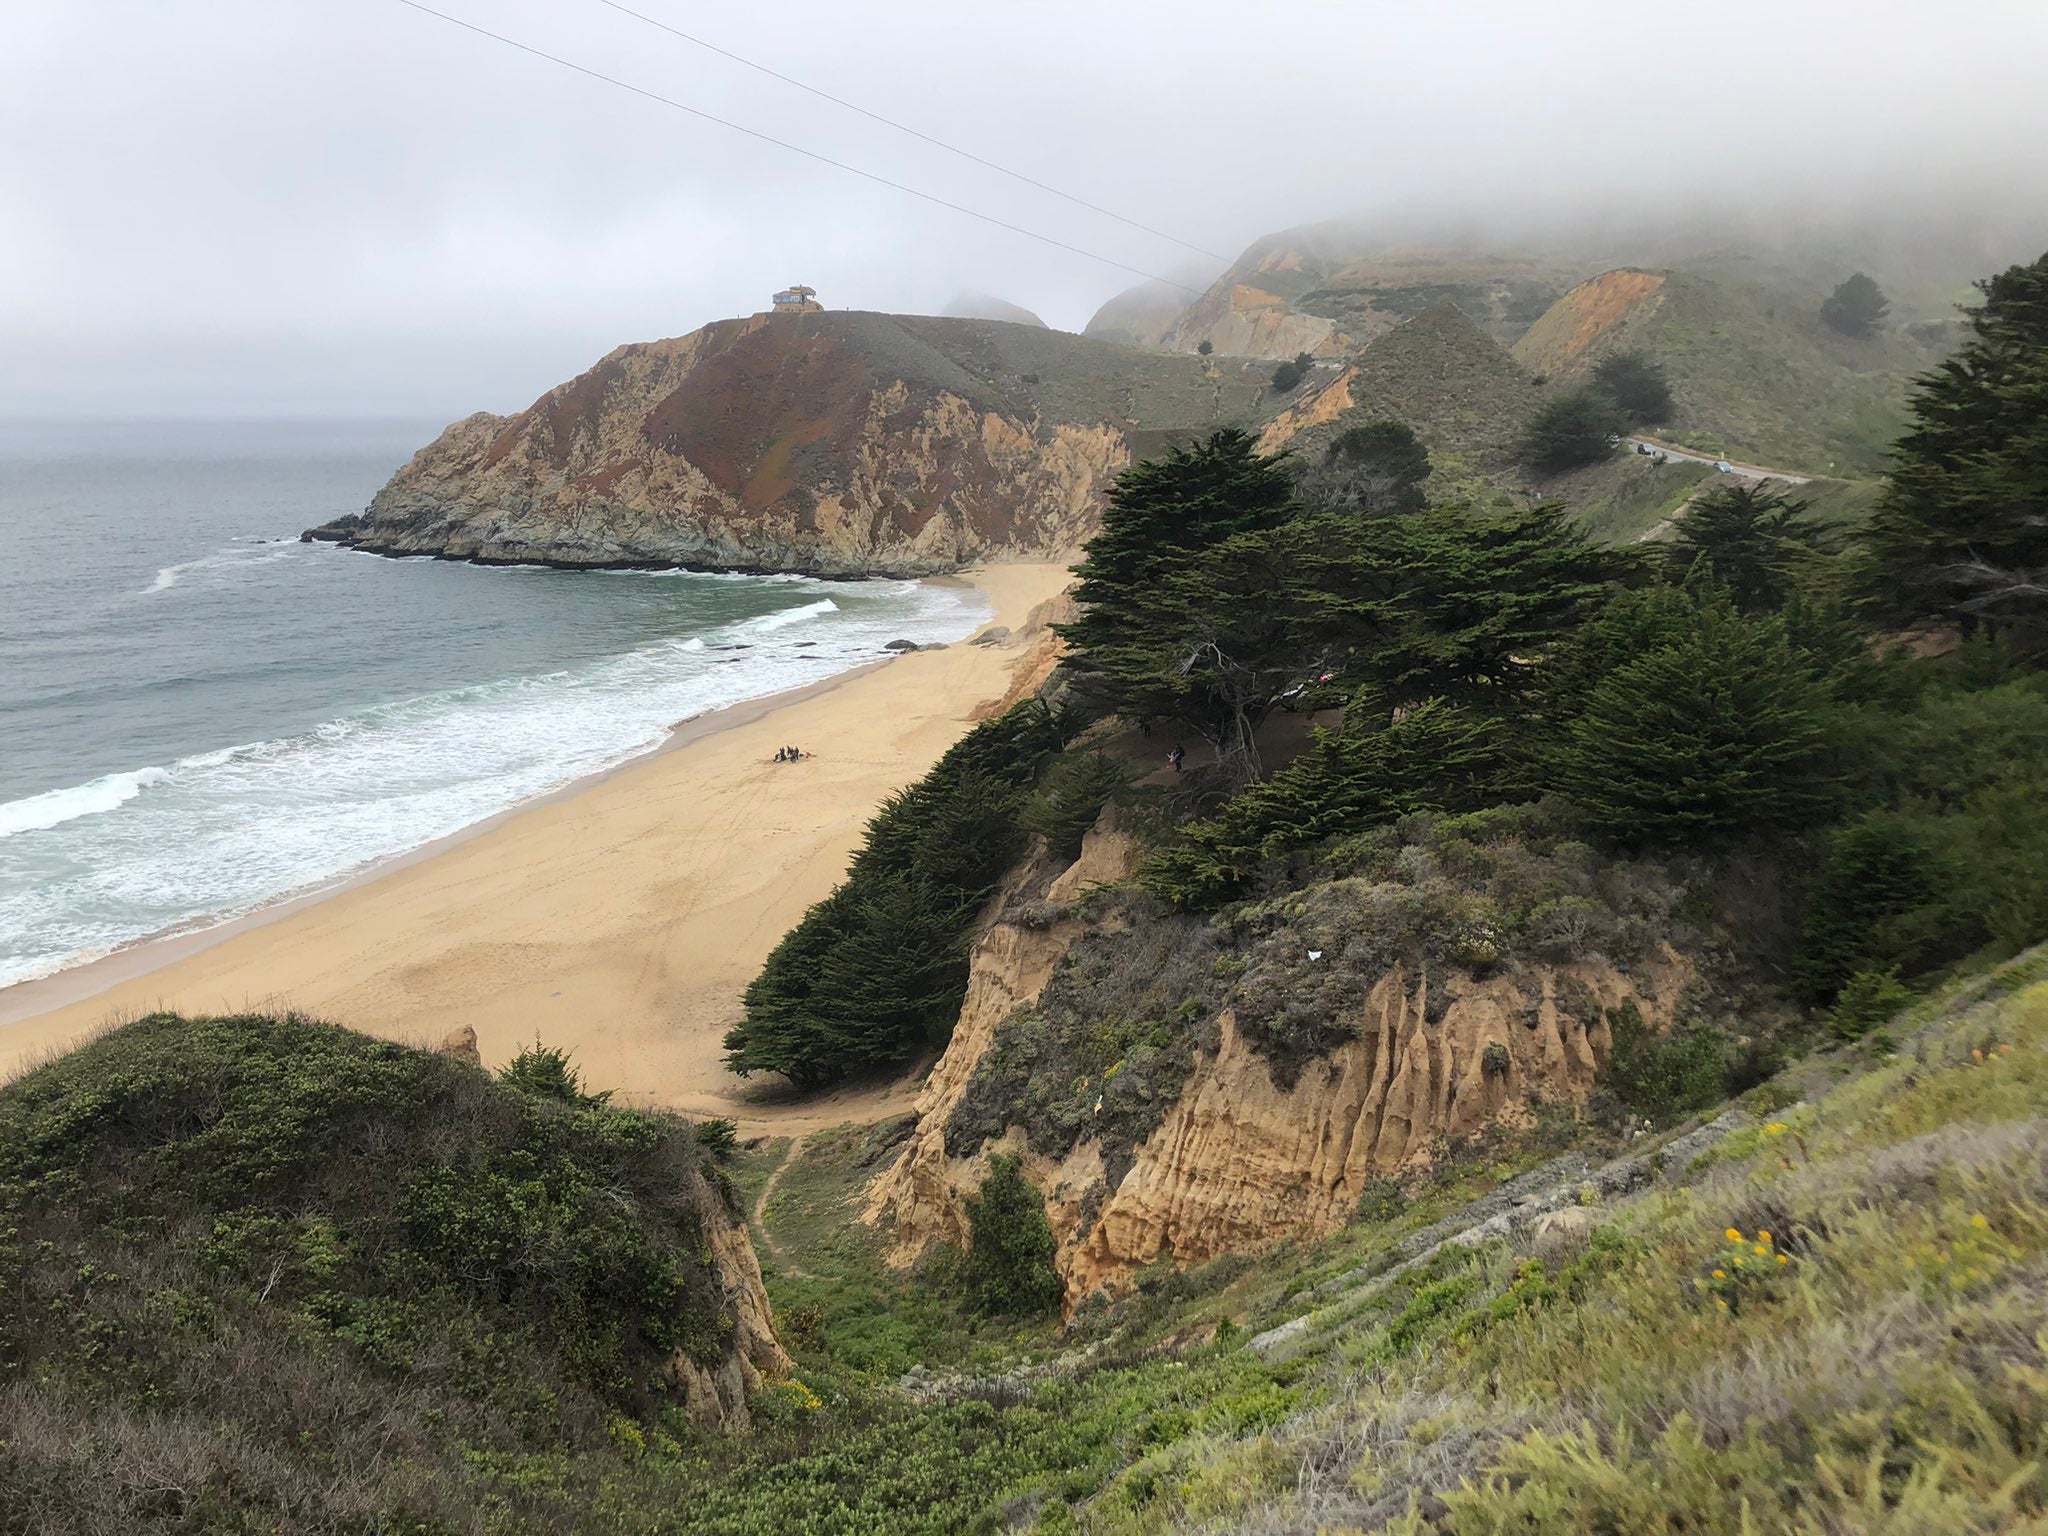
[1714,460,1735,473]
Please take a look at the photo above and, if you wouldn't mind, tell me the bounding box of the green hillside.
[0,1013,757,1534]
[1513,269,1947,477]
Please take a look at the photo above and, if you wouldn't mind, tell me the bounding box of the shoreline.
[0,563,1071,1128]
[0,659,892,1030]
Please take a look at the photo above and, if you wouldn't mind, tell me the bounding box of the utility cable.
[587,0,1230,264]
[388,0,1205,293]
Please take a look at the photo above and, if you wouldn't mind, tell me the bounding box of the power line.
[587,0,1230,265]
[388,0,1205,294]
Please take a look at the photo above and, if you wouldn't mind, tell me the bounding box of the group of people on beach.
[773,746,807,763]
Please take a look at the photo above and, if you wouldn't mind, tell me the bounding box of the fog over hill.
[4,0,2046,415]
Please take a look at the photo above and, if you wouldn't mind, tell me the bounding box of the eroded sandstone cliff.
[866,810,1703,1308]
[307,311,1268,576]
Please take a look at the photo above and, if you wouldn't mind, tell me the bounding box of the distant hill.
[1256,302,1537,469]
[1513,268,1949,476]
[940,291,1048,328]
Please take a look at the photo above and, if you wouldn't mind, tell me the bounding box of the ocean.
[0,418,985,990]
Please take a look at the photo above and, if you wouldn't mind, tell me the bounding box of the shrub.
[961,1155,1062,1317]
[694,1118,739,1159]
[1829,968,1913,1040]
[500,1038,606,1104]
[1196,339,1213,356]
[1481,1042,1512,1080]
[1598,1001,1729,1126]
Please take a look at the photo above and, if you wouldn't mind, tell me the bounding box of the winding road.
[1626,435,1813,485]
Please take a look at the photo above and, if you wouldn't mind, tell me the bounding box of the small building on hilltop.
[772,285,821,314]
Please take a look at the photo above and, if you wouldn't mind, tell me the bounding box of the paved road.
[1627,436,1812,484]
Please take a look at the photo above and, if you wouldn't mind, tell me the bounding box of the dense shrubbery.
[724,702,1065,1087]
[961,1155,1063,1317]
[0,1011,740,1532]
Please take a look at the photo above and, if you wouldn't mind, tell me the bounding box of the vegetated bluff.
[307,310,1268,576]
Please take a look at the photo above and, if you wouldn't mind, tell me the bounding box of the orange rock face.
[866,824,1694,1309]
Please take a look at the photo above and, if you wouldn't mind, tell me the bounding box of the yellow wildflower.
[1725,1228,1742,1241]
[1754,1244,1769,1255]
[1757,1231,1772,1243]
[1713,1268,1726,1279]
[1776,1254,1789,1266]
[1970,1214,1989,1229]
[1716,1298,1729,1310]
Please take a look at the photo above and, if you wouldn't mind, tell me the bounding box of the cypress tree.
[1553,597,1838,846]
[1665,482,1821,614]
[961,1155,1062,1317]
[1858,252,2048,646]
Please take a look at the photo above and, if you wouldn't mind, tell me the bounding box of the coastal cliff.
[866,806,1706,1308]
[307,311,1267,576]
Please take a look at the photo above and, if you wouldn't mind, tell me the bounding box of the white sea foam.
[744,598,839,632]
[0,766,171,838]
[0,575,984,988]
[142,543,304,594]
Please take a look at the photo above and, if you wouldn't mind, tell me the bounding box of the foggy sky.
[5,0,2046,419]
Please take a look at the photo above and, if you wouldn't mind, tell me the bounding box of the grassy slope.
[699,949,2048,1535]
[0,1012,744,1536]
[1083,949,2048,1534]
[1513,271,1942,478]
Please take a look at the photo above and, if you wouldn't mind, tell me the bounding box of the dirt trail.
[751,1135,812,1278]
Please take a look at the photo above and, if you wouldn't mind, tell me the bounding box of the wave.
[1,572,987,989]
[745,598,840,632]
[0,766,171,839]
[142,544,303,595]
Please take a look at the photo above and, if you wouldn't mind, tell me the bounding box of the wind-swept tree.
[1521,388,1628,472]
[1591,351,1674,425]
[1858,252,2048,647]
[1303,419,1432,515]
[1821,272,1890,338]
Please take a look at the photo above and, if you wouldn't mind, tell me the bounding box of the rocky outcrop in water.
[307,311,1267,576]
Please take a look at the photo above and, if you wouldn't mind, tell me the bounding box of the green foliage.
[961,1156,1062,1318]
[1308,418,1433,515]
[1820,270,1890,337]
[1590,350,1673,425]
[1520,386,1627,472]
[693,1117,739,1159]
[1551,593,1838,846]
[725,702,1063,1088]
[1597,1000,1732,1125]
[1793,812,1942,1005]
[1269,351,1314,392]
[1829,968,1914,1040]
[0,1011,741,1532]
[1022,750,1135,860]
[1195,338,1213,356]
[1858,251,2048,643]
[501,1037,609,1104]
[1664,481,1823,613]
[1142,699,1506,908]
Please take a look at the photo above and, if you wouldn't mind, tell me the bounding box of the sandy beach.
[0,562,1072,1128]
